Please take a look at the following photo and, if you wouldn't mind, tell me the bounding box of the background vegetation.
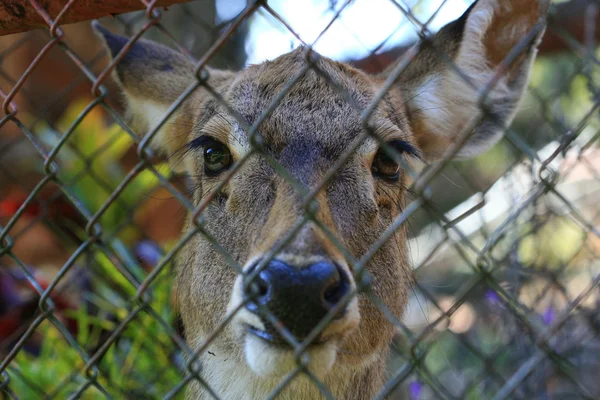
[1,0,598,399]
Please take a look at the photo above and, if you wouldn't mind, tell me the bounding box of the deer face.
[175,53,417,377]
[95,0,548,387]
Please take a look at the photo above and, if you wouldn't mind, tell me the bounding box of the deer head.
[95,0,548,397]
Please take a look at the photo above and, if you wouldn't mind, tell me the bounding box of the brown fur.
[94,1,548,398]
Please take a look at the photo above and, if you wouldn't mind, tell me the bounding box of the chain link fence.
[0,0,599,399]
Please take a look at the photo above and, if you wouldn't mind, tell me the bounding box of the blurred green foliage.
[5,100,183,399]
[7,266,182,399]
[35,99,173,242]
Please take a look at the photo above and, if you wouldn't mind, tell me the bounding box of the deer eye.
[203,139,232,175]
[371,140,419,181]
[372,149,400,180]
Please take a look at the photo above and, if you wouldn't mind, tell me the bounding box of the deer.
[94,0,548,398]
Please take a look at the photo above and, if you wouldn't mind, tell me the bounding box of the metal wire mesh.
[0,0,599,399]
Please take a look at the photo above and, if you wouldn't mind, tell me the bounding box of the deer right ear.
[388,0,549,160]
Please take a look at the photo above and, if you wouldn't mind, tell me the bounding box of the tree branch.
[0,0,191,36]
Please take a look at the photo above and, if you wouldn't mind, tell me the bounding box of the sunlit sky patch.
[218,0,472,65]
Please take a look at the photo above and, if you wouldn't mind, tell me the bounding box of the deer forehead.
[190,54,411,165]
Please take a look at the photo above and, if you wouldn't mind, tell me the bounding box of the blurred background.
[0,0,599,398]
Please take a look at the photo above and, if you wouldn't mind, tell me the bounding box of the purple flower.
[0,273,22,314]
[135,240,162,266]
[485,289,501,305]
[542,306,556,325]
[409,380,422,400]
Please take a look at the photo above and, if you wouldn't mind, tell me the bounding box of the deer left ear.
[93,22,198,161]
[92,21,196,104]
[389,0,549,160]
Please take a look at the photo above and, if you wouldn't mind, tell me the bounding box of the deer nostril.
[323,281,340,302]
[244,274,269,315]
[322,266,349,307]
[244,263,270,300]
[253,277,268,298]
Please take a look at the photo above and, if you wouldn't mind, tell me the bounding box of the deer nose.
[245,259,350,342]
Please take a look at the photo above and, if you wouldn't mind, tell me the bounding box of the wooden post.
[0,0,192,36]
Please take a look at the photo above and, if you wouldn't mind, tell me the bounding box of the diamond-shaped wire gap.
[410,163,486,230]
[544,8,600,70]
[305,0,410,60]
[0,258,88,347]
[386,0,430,32]
[545,182,600,234]
[377,249,485,398]
[3,23,111,122]
[420,326,487,399]
[343,4,420,73]
[0,32,59,114]
[558,145,600,188]
[81,303,184,399]
[404,240,476,332]
[25,51,111,135]
[2,366,45,399]
[2,313,94,398]
[93,166,188,257]
[242,5,307,64]
[525,64,600,152]
[0,117,52,177]
[0,183,79,264]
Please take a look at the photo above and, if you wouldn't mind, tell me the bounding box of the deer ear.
[93,22,197,157]
[392,0,549,160]
[93,21,196,101]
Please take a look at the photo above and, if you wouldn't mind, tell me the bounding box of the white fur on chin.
[245,334,338,379]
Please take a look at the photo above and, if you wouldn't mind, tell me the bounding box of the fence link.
[0,0,599,399]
